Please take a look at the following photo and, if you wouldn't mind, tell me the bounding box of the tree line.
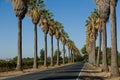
[2,0,81,71]
[0,48,83,72]
[86,0,119,77]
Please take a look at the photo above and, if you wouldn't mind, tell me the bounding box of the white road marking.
[76,64,85,80]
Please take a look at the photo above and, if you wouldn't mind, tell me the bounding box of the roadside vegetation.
[0,49,83,72]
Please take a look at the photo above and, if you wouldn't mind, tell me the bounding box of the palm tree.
[72,46,78,63]
[48,19,55,66]
[66,39,74,63]
[40,9,53,67]
[66,39,71,63]
[70,46,73,63]
[94,0,110,72]
[27,0,45,68]
[96,17,102,67]
[86,19,93,64]
[54,21,63,65]
[70,44,73,63]
[91,9,103,66]
[11,0,27,70]
[110,0,119,77]
[60,31,68,65]
[86,10,98,66]
[69,40,77,63]
[90,13,98,66]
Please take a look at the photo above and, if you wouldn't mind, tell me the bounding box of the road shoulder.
[78,63,120,80]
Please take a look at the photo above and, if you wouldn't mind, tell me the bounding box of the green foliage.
[0,58,16,72]
[41,9,53,19]
[75,54,83,62]
[22,57,33,69]
[81,45,88,61]
[40,48,44,62]
[81,45,87,54]
[28,0,45,9]
[118,53,120,67]
[12,56,17,61]
[53,49,62,62]
[0,57,34,72]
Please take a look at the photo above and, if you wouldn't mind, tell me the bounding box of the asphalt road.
[1,62,85,80]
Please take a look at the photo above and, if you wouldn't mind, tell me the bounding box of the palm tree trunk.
[33,24,38,69]
[70,49,72,63]
[50,35,53,66]
[89,53,92,63]
[102,22,108,72]
[97,31,102,67]
[68,48,70,63]
[110,5,119,76]
[71,49,73,63]
[73,51,75,63]
[16,17,22,71]
[57,38,60,65]
[63,44,65,65]
[92,41,96,66]
[89,42,92,64]
[44,33,47,67]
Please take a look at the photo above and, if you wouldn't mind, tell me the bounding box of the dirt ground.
[79,63,120,80]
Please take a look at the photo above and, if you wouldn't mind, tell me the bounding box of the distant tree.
[40,49,44,62]
[53,49,62,63]
[81,45,87,54]
[75,54,83,62]
[81,45,88,62]
[12,56,17,61]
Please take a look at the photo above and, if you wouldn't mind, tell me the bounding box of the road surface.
[1,62,85,80]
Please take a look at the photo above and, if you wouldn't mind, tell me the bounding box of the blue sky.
[0,0,120,59]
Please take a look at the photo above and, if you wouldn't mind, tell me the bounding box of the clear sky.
[0,0,120,59]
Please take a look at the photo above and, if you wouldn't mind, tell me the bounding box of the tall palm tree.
[60,31,68,65]
[54,21,63,65]
[91,9,103,66]
[48,19,55,66]
[90,13,98,66]
[66,39,71,63]
[72,46,78,63]
[27,0,45,68]
[96,17,102,67]
[110,0,119,77]
[69,40,76,63]
[94,0,110,72]
[66,39,74,63]
[86,19,93,64]
[86,10,98,66]
[40,9,53,67]
[70,46,74,63]
[70,46,73,63]
[11,0,27,70]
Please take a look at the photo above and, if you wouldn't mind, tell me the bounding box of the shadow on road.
[39,75,78,80]
[39,62,104,80]
[39,75,104,80]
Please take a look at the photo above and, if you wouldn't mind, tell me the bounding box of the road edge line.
[76,63,85,80]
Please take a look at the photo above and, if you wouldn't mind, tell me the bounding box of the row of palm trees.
[11,0,80,71]
[86,0,119,77]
